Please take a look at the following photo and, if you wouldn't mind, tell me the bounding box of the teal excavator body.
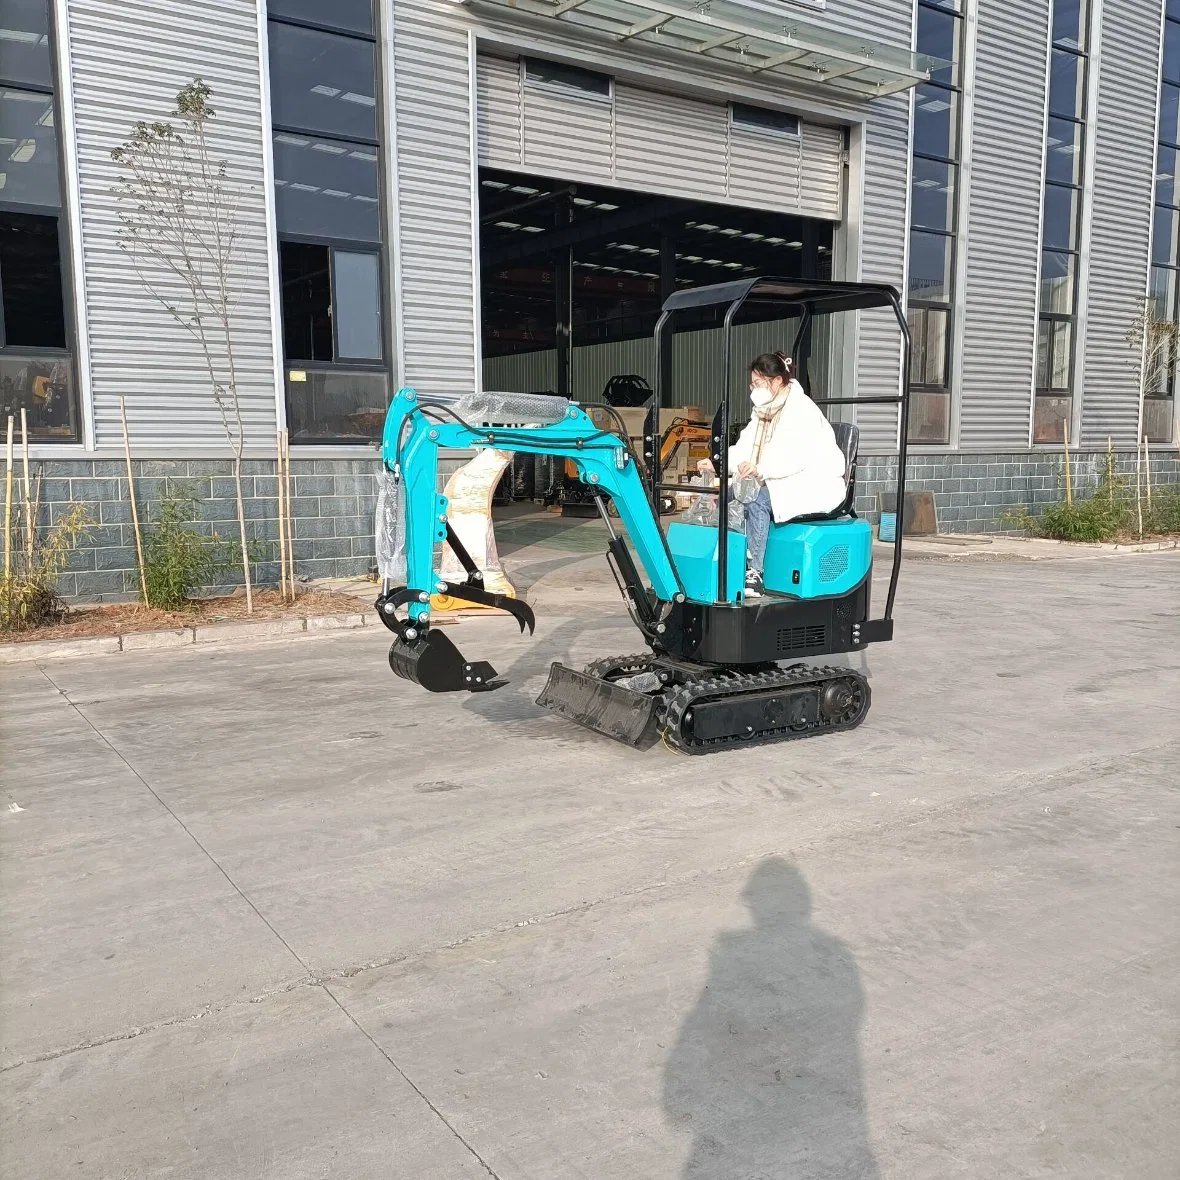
[374,277,911,754]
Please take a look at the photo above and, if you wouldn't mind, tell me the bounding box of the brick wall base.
[21,450,1180,601]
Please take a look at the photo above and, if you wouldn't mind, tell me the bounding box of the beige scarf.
[750,383,793,468]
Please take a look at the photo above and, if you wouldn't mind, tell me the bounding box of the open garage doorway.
[480,166,839,412]
[477,167,842,525]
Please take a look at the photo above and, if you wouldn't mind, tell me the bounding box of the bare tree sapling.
[111,80,256,611]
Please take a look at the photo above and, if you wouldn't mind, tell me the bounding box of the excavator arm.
[374,387,684,692]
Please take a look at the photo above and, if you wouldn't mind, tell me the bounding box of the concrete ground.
[2,540,1178,1179]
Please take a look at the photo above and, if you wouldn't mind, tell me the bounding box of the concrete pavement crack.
[323,984,503,1179]
[35,665,312,979]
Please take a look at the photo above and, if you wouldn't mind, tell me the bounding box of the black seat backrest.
[832,422,860,483]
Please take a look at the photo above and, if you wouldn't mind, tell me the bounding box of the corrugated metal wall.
[812,0,915,452]
[393,0,478,397]
[475,58,845,220]
[65,0,277,450]
[958,0,1052,449]
[1080,0,1164,446]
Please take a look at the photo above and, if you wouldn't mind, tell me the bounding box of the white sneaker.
[744,570,764,599]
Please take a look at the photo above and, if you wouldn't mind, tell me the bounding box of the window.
[1033,0,1092,443]
[267,0,388,443]
[524,58,611,99]
[730,103,801,138]
[0,0,77,441]
[1147,3,1180,442]
[905,0,964,444]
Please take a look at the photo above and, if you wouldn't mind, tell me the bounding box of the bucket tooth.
[389,630,506,693]
[535,662,660,749]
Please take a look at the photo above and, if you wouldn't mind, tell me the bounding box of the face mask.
[750,385,774,408]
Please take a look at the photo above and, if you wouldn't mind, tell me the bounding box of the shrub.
[1004,450,1180,542]
[0,502,92,633]
[141,485,273,609]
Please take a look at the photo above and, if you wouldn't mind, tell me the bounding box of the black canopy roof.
[661,277,901,317]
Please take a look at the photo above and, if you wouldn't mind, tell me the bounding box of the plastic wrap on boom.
[453,391,570,425]
[375,468,407,582]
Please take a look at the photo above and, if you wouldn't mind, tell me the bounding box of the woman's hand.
[696,458,715,476]
[736,461,758,480]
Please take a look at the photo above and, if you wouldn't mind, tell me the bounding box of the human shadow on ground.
[664,858,878,1180]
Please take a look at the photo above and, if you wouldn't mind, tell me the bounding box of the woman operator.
[699,352,846,596]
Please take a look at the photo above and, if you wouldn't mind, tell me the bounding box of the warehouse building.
[2,0,1178,597]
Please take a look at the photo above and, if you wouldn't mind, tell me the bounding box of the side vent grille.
[819,545,850,583]
[777,625,827,653]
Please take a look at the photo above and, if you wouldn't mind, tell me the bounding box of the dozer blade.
[389,630,505,693]
[535,663,660,749]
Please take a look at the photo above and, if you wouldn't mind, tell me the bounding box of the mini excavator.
[375,277,913,754]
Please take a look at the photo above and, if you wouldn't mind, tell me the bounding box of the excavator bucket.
[389,630,505,693]
[535,663,660,748]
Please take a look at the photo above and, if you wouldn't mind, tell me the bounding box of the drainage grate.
[776,625,827,653]
[819,545,850,583]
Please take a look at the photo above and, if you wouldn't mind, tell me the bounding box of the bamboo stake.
[1062,415,1072,505]
[1145,436,1153,510]
[119,397,149,604]
[4,416,13,580]
[276,429,289,602]
[1135,432,1144,539]
[281,428,295,595]
[20,408,32,567]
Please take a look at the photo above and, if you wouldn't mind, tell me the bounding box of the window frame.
[267,3,392,445]
[0,0,81,444]
[1033,0,1093,442]
[905,0,964,445]
[1144,9,1180,441]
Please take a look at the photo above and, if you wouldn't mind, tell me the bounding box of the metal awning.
[461,0,945,100]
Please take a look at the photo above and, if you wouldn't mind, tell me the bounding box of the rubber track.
[660,664,870,755]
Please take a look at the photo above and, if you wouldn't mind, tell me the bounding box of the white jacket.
[729,380,848,524]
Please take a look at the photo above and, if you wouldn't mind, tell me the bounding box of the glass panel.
[1050,320,1073,390]
[1033,395,1071,443]
[1143,396,1176,443]
[916,5,960,78]
[272,132,380,242]
[1145,332,1175,398]
[266,0,374,36]
[1153,203,1180,267]
[1042,182,1081,251]
[1150,264,1178,322]
[0,353,76,440]
[923,305,949,388]
[286,368,389,442]
[908,390,950,444]
[1162,83,1180,149]
[908,230,953,303]
[1048,49,1085,120]
[280,241,332,361]
[913,84,959,161]
[0,210,65,348]
[333,250,382,360]
[908,306,928,386]
[1036,317,1051,389]
[910,156,956,232]
[0,0,51,89]
[1040,250,1076,315]
[0,86,59,207]
[1046,116,1083,185]
[1052,0,1087,52]
[1158,144,1179,209]
[1165,18,1180,86]
[268,21,377,141]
